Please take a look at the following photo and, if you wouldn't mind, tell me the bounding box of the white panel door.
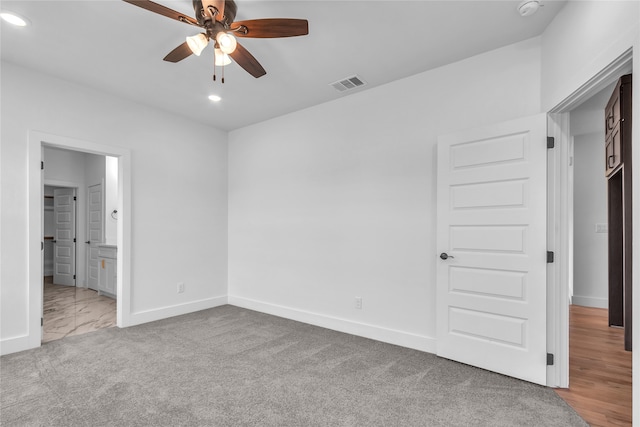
[53,188,76,286]
[87,184,103,291]
[436,114,547,385]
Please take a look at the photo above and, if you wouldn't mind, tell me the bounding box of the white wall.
[571,108,608,308]
[228,37,542,352]
[84,151,105,189]
[44,147,90,184]
[1,61,229,354]
[541,1,639,112]
[105,156,118,245]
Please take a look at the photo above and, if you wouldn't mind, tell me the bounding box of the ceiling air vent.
[330,75,367,93]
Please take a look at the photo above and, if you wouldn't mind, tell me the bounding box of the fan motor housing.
[193,0,237,27]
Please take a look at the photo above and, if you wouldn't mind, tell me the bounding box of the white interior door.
[436,114,548,385]
[87,184,103,290]
[53,188,76,286]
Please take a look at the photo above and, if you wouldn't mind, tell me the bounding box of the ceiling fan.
[123,0,309,80]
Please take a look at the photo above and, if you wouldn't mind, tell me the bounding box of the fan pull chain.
[212,48,225,83]
[213,48,217,82]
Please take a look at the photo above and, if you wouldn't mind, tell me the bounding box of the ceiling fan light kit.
[214,48,232,66]
[186,33,209,56]
[216,32,237,54]
[123,0,309,83]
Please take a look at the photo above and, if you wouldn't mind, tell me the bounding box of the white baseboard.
[572,295,608,309]
[1,334,36,356]
[228,295,436,354]
[1,296,228,356]
[3,296,435,356]
[128,295,228,327]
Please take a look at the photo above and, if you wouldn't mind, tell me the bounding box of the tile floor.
[43,276,116,343]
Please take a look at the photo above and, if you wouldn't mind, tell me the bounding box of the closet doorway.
[552,67,632,425]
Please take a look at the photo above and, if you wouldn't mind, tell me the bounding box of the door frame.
[44,181,81,280]
[546,49,633,388]
[28,130,132,349]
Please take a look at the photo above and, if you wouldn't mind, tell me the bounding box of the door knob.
[52,240,57,243]
[85,241,91,244]
[440,252,454,260]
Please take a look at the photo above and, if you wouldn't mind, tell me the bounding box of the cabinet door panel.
[605,123,622,177]
[605,83,621,138]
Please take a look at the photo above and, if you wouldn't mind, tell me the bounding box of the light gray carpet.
[1,305,587,426]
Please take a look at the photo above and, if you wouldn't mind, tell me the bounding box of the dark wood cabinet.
[606,74,632,351]
[604,76,628,176]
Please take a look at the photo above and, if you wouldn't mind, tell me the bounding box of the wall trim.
[228,295,437,354]
[549,48,633,113]
[572,296,608,309]
[0,335,32,356]
[128,295,228,326]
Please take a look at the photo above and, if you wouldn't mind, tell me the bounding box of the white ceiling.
[1,0,566,131]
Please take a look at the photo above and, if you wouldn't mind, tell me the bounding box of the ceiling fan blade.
[229,43,266,78]
[122,0,199,26]
[163,42,194,63]
[201,0,225,22]
[231,19,309,38]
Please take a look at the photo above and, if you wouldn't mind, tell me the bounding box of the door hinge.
[547,251,554,263]
[41,317,44,326]
[73,238,76,243]
[547,353,554,366]
[41,242,44,250]
[73,274,76,280]
[73,196,77,201]
[547,137,555,149]
[41,161,44,170]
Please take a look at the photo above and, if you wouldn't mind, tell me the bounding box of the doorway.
[41,148,118,342]
[44,185,78,287]
[547,50,633,423]
[28,130,132,350]
[547,48,633,387]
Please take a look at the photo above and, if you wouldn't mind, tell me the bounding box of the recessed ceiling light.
[0,11,30,27]
[208,95,222,102]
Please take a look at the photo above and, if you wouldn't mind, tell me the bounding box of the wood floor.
[555,305,632,426]
[43,276,116,343]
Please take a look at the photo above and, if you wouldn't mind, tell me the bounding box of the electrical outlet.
[177,282,185,293]
[355,296,362,310]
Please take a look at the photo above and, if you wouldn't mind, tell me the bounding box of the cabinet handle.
[608,155,616,168]
[607,115,615,130]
